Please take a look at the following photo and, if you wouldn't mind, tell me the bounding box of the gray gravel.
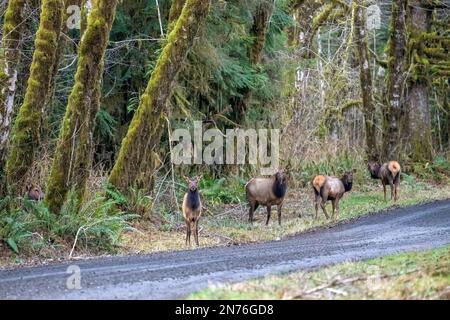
[1,199,449,299]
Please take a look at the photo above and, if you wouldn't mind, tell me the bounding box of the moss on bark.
[0,0,26,193]
[109,0,211,193]
[45,0,118,214]
[231,0,274,122]
[353,0,377,161]
[4,0,64,194]
[167,0,186,34]
[382,0,407,161]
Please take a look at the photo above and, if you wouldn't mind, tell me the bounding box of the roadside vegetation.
[188,245,450,299]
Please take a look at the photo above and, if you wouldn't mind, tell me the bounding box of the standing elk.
[312,170,355,222]
[368,160,401,202]
[182,175,203,246]
[26,184,44,201]
[245,169,288,226]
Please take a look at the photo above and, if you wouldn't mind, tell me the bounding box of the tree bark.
[382,0,407,161]
[45,0,118,214]
[109,0,211,193]
[404,0,433,162]
[0,0,26,185]
[353,0,377,161]
[4,0,64,194]
[167,0,185,34]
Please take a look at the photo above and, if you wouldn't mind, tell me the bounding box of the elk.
[368,160,401,202]
[312,170,355,222]
[245,169,288,226]
[26,184,44,201]
[182,175,203,246]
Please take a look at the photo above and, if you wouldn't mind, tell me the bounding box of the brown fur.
[26,184,44,201]
[246,169,288,226]
[182,175,202,246]
[312,175,326,193]
[312,171,355,222]
[368,160,401,202]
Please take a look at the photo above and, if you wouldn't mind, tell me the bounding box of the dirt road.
[1,200,450,299]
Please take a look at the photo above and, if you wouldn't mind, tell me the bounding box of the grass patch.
[188,246,450,299]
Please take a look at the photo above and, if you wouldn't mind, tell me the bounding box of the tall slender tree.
[382,0,408,161]
[353,0,377,161]
[45,0,118,213]
[4,0,64,193]
[0,0,26,190]
[109,0,211,193]
[231,0,274,121]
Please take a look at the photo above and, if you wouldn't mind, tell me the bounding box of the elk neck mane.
[272,175,287,198]
[187,189,201,210]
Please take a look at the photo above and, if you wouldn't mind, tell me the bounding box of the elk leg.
[249,202,259,223]
[185,221,191,246]
[248,202,255,223]
[394,183,399,201]
[389,182,394,201]
[314,195,321,220]
[331,199,336,221]
[320,200,329,219]
[277,204,282,226]
[266,205,271,225]
[383,184,387,202]
[333,198,340,222]
[194,219,199,246]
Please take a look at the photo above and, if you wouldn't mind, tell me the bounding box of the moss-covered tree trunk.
[404,0,433,162]
[0,0,26,190]
[167,0,185,34]
[45,0,118,214]
[231,0,274,121]
[109,0,211,193]
[4,0,64,194]
[382,0,407,161]
[353,0,377,161]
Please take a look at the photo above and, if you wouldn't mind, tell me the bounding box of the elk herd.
[181,159,401,247]
[24,159,402,248]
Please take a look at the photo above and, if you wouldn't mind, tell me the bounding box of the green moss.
[167,0,186,34]
[45,0,118,214]
[108,0,211,193]
[4,0,64,194]
[0,0,26,178]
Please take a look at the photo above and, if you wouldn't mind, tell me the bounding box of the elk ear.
[183,176,190,183]
[25,184,32,192]
[196,174,203,182]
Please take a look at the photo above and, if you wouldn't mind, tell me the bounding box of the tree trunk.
[231,0,274,121]
[4,0,64,194]
[404,0,433,162]
[45,0,118,214]
[167,0,185,34]
[0,0,26,190]
[353,0,377,161]
[108,0,211,193]
[382,0,407,161]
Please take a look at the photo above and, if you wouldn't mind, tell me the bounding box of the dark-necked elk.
[368,160,401,202]
[26,184,44,201]
[182,175,202,246]
[312,170,355,222]
[246,169,288,226]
